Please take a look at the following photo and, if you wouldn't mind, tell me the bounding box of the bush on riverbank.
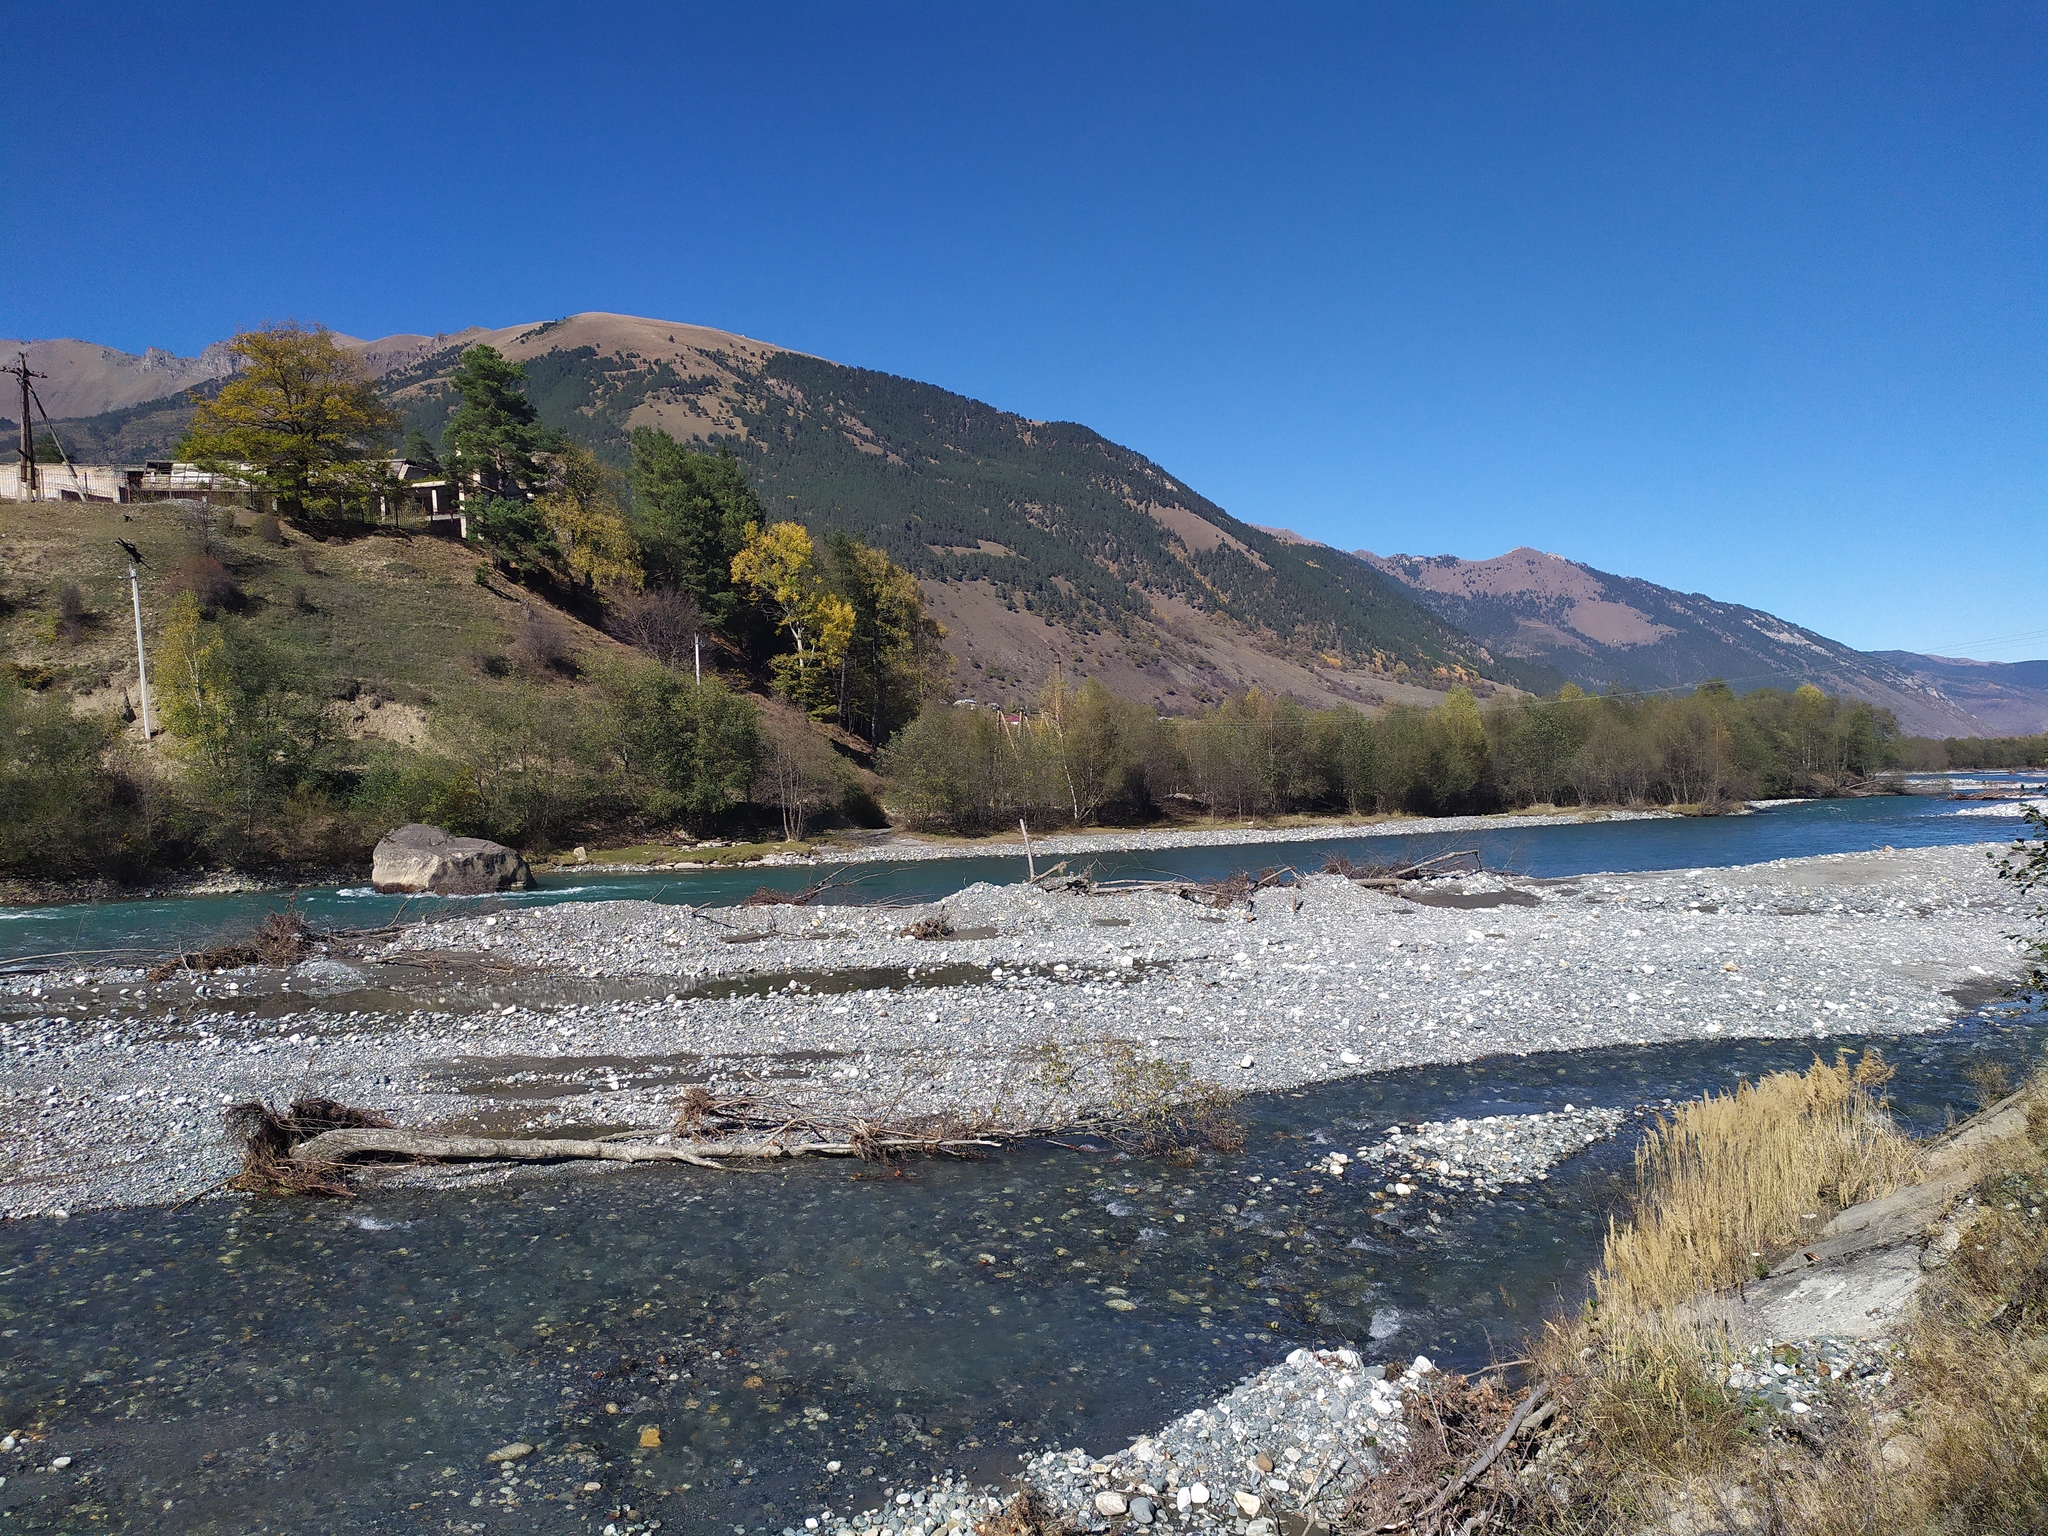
[882,676,1903,832]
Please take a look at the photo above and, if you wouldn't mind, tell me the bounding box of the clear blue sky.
[13,2,2044,659]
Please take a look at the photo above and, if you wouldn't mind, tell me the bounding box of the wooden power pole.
[11,352,46,499]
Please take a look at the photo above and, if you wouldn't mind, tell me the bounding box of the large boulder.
[371,824,534,895]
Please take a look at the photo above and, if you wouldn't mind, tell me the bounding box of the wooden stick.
[1407,1380,1552,1526]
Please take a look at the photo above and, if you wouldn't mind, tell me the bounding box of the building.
[1,460,249,503]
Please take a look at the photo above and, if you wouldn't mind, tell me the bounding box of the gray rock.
[1127,1495,1156,1524]
[372,824,534,895]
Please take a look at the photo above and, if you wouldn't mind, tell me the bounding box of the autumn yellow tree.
[730,521,854,716]
[177,322,399,523]
[537,440,640,590]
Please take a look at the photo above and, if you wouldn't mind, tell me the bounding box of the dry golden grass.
[1509,1053,1924,1530]
[1766,1088,2048,1536]
[1505,1060,2048,1536]
[1595,1049,1920,1317]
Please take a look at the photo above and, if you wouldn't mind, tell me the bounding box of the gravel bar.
[0,842,2027,1224]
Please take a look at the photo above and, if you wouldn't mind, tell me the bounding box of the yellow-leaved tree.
[730,521,854,717]
[177,322,398,524]
[537,440,640,591]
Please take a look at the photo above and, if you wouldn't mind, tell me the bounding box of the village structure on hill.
[0,455,465,531]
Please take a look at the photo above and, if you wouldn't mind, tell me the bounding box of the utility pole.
[694,631,702,687]
[116,540,154,743]
[10,353,46,500]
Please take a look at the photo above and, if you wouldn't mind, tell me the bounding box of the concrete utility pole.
[116,540,154,744]
[694,631,702,687]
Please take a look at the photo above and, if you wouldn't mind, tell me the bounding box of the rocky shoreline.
[0,842,2026,1224]
[0,805,1680,909]
[0,839,2034,1536]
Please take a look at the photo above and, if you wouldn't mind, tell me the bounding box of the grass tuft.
[1596,1049,1918,1315]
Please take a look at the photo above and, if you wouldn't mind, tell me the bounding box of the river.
[0,787,2040,1533]
[1,789,2033,969]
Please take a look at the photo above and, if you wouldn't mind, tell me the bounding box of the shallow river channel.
[0,789,2041,1533]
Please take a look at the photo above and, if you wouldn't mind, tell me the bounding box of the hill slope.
[1867,653,2048,737]
[18,314,1542,715]
[1357,546,1998,737]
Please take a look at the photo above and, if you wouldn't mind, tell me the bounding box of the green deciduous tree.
[154,593,326,836]
[824,531,947,746]
[177,322,399,524]
[603,662,761,826]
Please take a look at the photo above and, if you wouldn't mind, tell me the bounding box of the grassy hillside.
[25,315,1561,712]
[0,498,623,730]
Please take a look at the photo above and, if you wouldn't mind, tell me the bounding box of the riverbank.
[0,805,1684,909]
[0,840,2027,1222]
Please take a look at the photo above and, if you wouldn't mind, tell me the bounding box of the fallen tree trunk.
[289,1127,1001,1173]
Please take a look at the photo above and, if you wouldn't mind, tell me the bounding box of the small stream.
[1,997,2041,1535]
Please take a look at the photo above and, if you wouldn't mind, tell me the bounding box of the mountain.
[1867,653,2048,737]
[14,314,1547,716]
[1356,546,2008,738]
[0,336,242,419]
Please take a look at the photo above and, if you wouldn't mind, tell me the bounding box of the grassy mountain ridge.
[23,314,1538,713]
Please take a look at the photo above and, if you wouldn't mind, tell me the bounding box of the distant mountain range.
[6,317,2042,737]
[1357,547,2048,737]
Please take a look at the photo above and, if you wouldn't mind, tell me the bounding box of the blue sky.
[13,2,2044,659]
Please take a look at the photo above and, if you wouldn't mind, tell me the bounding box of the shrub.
[0,684,160,878]
[607,583,705,671]
[508,610,577,679]
[254,512,286,546]
[53,582,88,644]
[163,552,244,614]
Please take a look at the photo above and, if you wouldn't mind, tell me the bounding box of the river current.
[0,787,2040,1533]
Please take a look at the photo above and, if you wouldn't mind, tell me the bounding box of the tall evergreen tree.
[626,428,759,626]
[443,345,555,497]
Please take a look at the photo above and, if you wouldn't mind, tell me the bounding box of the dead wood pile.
[740,869,875,907]
[1323,847,1482,888]
[224,1086,1001,1198]
[1346,1371,1564,1534]
[146,909,315,982]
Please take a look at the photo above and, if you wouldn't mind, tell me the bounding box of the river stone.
[485,1442,532,1463]
[1094,1491,1127,1516]
[372,824,534,895]
[1127,1496,1155,1524]
[1234,1490,1262,1515]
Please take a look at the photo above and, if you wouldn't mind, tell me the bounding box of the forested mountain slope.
[1357,546,1993,737]
[19,314,1542,714]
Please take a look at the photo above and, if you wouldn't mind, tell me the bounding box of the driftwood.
[1325,847,1481,888]
[1376,1379,1554,1533]
[740,869,876,907]
[288,1127,1001,1174]
[146,908,315,981]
